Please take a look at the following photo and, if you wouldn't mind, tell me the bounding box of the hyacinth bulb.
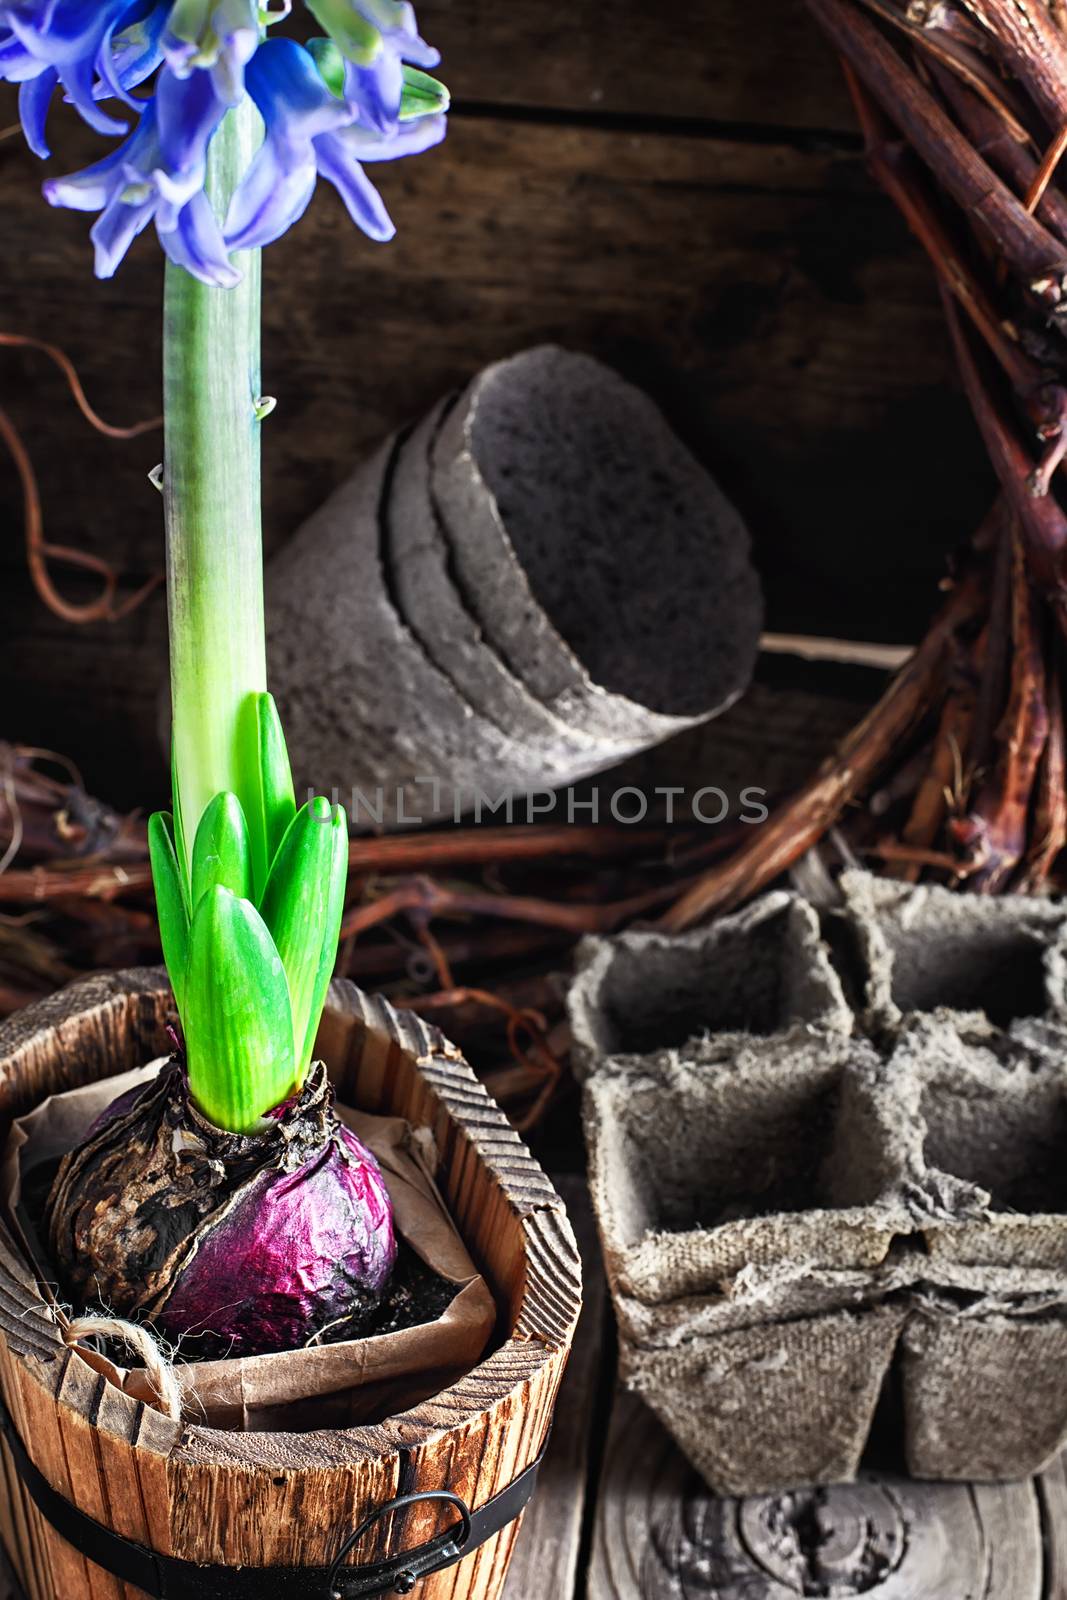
[45,692,398,1356]
[47,1058,397,1358]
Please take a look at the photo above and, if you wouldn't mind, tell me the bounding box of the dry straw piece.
[572,876,1067,1495]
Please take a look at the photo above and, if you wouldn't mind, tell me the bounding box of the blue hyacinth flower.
[225,35,444,250]
[0,0,447,285]
[43,64,237,282]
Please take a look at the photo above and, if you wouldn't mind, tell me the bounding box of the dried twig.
[951,528,1049,888]
[809,0,1067,298]
[0,335,162,622]
[1019,658,1067,889]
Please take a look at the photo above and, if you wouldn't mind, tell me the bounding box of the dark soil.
[318,1241,458,1344]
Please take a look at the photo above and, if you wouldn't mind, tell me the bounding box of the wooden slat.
[313,0,856,129]
[586,1389,1054,1600]
[1039,1451,1067,1600]
[502,1176,609,1600]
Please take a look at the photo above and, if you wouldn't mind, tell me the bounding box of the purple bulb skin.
[47,1058,396,1358]
[156,1121,395,1356]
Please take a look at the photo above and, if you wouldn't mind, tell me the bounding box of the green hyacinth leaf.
[400,66,449,120]
[298,800,349,1075]
[148,811,190,1015]
[260,796,349,1081]
[191,791,252,911]
[307,35,346,97]
[170,740,191,897]
[305,0,380,64]
[184,886,296,1132]
[235,691,297,900]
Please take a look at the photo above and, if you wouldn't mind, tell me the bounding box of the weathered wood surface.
[370,0,855,128]
[502,1176,608,1600]
[601,668,877,817]
[0,971,581,1600]
[0,0,992,805]
[587,1389,1063,1600]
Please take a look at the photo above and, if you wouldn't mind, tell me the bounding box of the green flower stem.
[164,95,266,875]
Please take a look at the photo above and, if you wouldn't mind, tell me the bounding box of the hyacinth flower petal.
[241,36,354,152]
[58,46,132,136]
[312,107,445,237]
[90,185,157,277]
[93,0,172,106]
[104,0,171,95]
[224,35,352,250]
[223,138,317,250]
[0,30,46,81]
[342,48,403,135]
[159,187,242,287]
[17,67,57,156]
[163,0,259,104]
[311,131,393,238]
[336,106,446,161]
[154,61,228,224]
[43,136,139,212]
[3,1,133,135]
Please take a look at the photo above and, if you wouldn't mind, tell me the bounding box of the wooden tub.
[0,969,581,1600]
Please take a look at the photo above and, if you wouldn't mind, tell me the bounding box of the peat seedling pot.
[571,877,1067,1496]
[0,970,581,1600]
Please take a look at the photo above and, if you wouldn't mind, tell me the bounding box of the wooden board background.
[0,0,994,806]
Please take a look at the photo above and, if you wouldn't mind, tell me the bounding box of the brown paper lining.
[2,1062,496,1431]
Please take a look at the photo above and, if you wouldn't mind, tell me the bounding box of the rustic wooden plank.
[0,1534,23,1600]
[501,1176,608,1600]
[345,0,855,130]
[599,670,876,819]
[1038,1451,1067,1600]
[0,97,985,804]
[587,1388,1052,1600]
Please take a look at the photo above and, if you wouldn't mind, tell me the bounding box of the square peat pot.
[882,1013,1067,1481]
[571,878,1067,1496]
[580,1037,913,1498]
[0,968,581,1600]
[569,890,854,1079]
[838,870,1067,1034]
[840,873,1067,1479]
